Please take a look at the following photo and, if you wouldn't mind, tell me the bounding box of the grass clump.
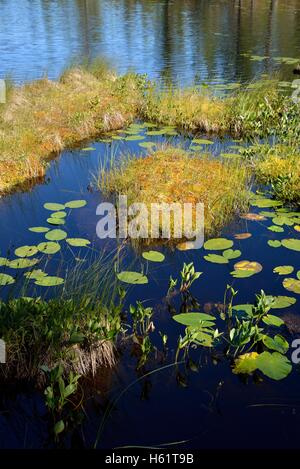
[0,295,124,382]
[0,62,144,194]
[98,146,250,238]
[255,150,300,204]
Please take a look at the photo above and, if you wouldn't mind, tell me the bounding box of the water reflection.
[0,0,299,85]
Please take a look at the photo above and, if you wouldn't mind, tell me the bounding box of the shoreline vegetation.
[0,60,299,197]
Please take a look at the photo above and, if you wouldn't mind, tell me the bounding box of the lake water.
[1,0,300,450]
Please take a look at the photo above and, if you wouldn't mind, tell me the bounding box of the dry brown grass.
[0,66,143,194]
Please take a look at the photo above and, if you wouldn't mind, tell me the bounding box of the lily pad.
[192,139,214,145]
[268,225,284,232]
[9,258,39,269]
[37,242,61,255]
[14,245,38,258]
[44,203,65,211]
[273,266,294,276]
[271,296,296,309]
[142,251,165,262]
[35,276,64,287]
[51,211,67,219]
[250,199,282,208]
[45,230,67,241]
[230,269,257,278]
[282,239,300,252]
[65,200,87,209]
[262,315,284,327]
[204,254,229,264]
[272,216,294,226]
[47,217,65,226]
[173,313,216,327]
[262,335,289,354]
[234,233,252,240]
[256,351,292,380]
[66,238,91,247]
[234,260,262,273]
[0,273,15,286]
[282,278,300,294]
[24,269,47,280]
[139,141,156,149]
[232,304,253,317]
[204,238,233,251]
[240,213,266,221]
[125,135,145,141]
[0,257,9,267]
[268,240,281,248]
[29,227,50,233]
[117,271,148,284]
[223,249,241,260]
[233,352,259,374]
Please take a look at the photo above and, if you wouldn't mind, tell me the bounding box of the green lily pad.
[47,217,65,225]
[262,315,284,327]
[272,216,294,226]
[250,199,282,208]
[14,245,38,258]
[262,334,289,354]
[117,271,148,284]
[9,258,39,269]
[139,141,156,149]
[65,200,87,209]
[37,242,61,255]
[24,269,47,280]
[81,147,96,151]
[204,254,229,264]
[268,240,281,248]
[35,276,64,287]
[273,266,294,276]
[223,249,241,260]
[146,130,165,136]
[271,296,296,309]
[0,273,15,286]
[29,227,50,233]
[173,313,216,327]
[192,139,214,145]
[282,278,300,294]
[142,251,165,262]
[256,352,292,380]
[268,225,284,233]
[66,238,91,247]
[230,269,256,278]
[125,135,145,141]
[44,203,65,211]
[282,239,300,252]
[0,257,9,267]
[232,304,253,317]
[45,230,67,241]
[233,352,259,375]
[51,211,67,219]
[204,238,233,251]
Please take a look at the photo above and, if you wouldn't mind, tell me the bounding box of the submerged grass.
[98,146,250,238]
[0,62,144,194]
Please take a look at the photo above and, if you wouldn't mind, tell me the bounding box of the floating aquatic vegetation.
[223,249,241,260]
[44,203,65,211]
[204,254,229,264]
[24,269,48,280]
[273,266,294,275]
[250,198,282,208]
[37,242,61,255]
[125,135,145,141]
[66,238,91,247]
[173,312,216,327]
[81,147,95,152]
[268,225,284,232]
[142,251,165,262]
[272,216,294,226]
[262,334,289,354]
[0,257,9,267]
[262,315,284,327]
[231,260,262,278]
[281,239,300,251]
[51,211,67,219]
[234,233,252,240]
[240,213,266,221]
[233,351,291,380]
[47,217,65,226]
[268,240,281,248]
[203,238,233,250]
[138,141,156,149]
[34,276,64,287]
[282,278,300,294]
[29,227,50,233]
[0,273,15,286]
[15,245,38,258]
[146,130,165,136]
[192,139,214,145]
[45,230,67,241]
[9,258,39,269]
[271,296,296,309]
[65,200,87,209]
[117,271,148,284]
